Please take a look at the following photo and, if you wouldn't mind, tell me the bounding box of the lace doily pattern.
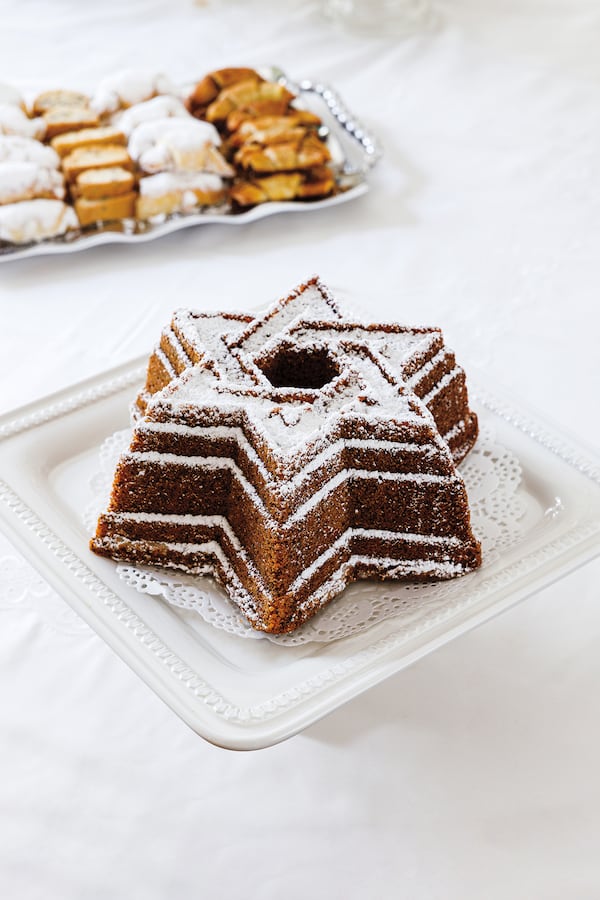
[89,425,526,645]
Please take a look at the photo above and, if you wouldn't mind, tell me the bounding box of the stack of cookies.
[53,124,136,227]
[0,83,77,243]
[32,90,99,141]
[39,89,139,228]
[186,67,335,206]
[123,96,233,220]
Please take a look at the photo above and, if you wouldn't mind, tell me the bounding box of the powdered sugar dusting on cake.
[91,277,481,634]
[229,277,343,355]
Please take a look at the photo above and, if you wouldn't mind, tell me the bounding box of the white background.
[1,1,599,897]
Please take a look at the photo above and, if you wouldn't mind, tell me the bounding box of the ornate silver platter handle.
[268,65,383,180]
[0,67,382,262]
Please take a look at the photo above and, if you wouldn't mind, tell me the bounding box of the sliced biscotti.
[71,165,136,226]
[74,192,136,226]
[32,89,91,115]
[51,126,127,158]
[185,68,263,118]
[62,144,134,182]
[43,106,100,140]
[73,165,135,199]
[33,89,100,140]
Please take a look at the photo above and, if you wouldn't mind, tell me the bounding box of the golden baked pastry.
[186,68,262,116]
[231,165,335,206]
[62,144,134,181]
[51,126,127,157]
[227,103,307,133]
[43,106,100,139]
[205,80,295,124]
[231,172,302,205]
[74,165,135,200]
[74,191,136,227]
[135,172,226,219]
[33,89,90,114]
[234,131,331,173]
[227,111,322,147]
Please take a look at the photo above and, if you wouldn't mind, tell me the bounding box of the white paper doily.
[87,425,526,645]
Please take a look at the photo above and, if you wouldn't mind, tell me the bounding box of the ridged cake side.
[91,277,482,634]
[92,417,481,633]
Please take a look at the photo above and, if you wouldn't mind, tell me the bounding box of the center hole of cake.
[258,346,339,390]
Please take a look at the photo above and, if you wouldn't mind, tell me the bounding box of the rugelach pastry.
[226,111,323,148]
[205,80,295,125]
[91,277,481,635]
[234,131,331,173]
[230,166,335,206]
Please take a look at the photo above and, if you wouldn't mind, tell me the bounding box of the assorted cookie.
[186,67,334,208]
[0,67,338,244]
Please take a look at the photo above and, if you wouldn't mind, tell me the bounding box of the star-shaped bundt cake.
[91,277,481,633]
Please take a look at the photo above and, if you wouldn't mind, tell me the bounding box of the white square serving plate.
[0,358,599,750]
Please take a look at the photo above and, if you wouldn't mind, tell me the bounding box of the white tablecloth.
[1,2,599,897]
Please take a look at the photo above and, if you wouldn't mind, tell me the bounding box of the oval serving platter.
[0,67,382,263]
